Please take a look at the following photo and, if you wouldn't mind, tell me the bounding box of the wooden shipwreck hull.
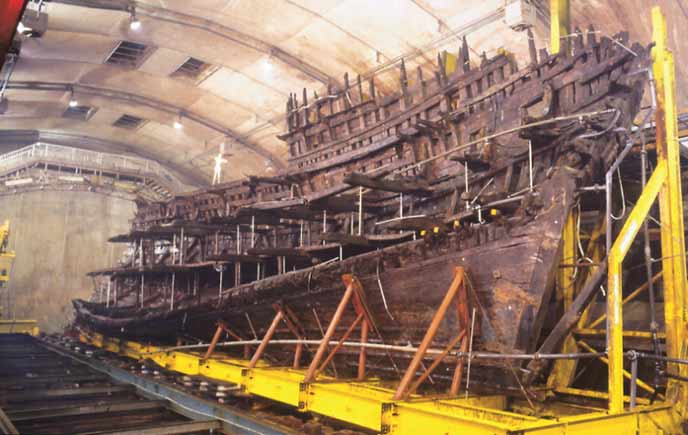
[74,29,650,390]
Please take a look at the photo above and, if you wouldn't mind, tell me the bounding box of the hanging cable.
[376,259,395,321]
[609,168,627,220]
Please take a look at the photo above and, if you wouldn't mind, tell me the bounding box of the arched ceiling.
[4,0,686,188]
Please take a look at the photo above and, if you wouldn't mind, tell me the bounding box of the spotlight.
[130,16,141,31]
[129,9,141,30]
[173,114,183,129]
[262,56,273,72]
[68,87,78,107]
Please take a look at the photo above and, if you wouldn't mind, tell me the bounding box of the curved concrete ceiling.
[6,0,683,189]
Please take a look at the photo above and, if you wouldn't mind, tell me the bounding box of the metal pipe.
[170,272,175,311]
[464,307,476,398]
[605,140,634,254]
[640,123,663,386]
[140,274,144,308]
[140,338,606,361]
[629,351,638,409]
[358,186,363,236]
[106,279,111,308]
[179,227,184,265]
[528,140,533,191]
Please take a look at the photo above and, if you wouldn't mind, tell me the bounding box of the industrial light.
[173,114,183,130]
[262,56,273,73]
[16,7,49,38]
[129,9,141,30]
[130,16,141,30]
[68,88,78,108]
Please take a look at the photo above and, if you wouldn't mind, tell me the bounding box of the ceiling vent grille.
[113,114,145,130]
[63,105,96,121]
[172,57,210,79]
[105,40,148,68]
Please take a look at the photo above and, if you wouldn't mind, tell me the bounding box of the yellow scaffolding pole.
[547,212,578,389]
[652,5,688,409]
[550,0,570,54]
[606,6,687,413]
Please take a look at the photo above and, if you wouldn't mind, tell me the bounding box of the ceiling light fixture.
[173,113,183,130]
[262,56,273,73]
[129,9,141,30]
[68,87,78,108]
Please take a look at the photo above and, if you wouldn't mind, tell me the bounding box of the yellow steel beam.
[77,331,682,434]
[574,328,665,340]
[578,340,658,397]
[652,5,688,412]
[555,387,651,406]
[588,270,663,329]
[550,0,570,54]
[548,212,578,389]
[577,215,606,329]
[607,159,667,413]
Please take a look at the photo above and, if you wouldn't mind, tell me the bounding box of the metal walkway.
[0,143,186,201]
[0,334,297,435]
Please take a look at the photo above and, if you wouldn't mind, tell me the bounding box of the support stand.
[393,266,472,400]
[303,274,374,383]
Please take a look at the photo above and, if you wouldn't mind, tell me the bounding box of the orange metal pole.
[408,330,466,397]
[316,312,365,378]
[203,323,224,360]
[358,319,369,380]
[450,334,469,395]
[393,267,465,400]
[304,282,356,382]
[248,309,284,368]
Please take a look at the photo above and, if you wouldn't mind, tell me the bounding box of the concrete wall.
[0,190,135,332]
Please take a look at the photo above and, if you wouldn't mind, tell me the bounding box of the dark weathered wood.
[524,259,607,382]
[246,247,312,259]
[344,172,432,195]
[317,233,370,247]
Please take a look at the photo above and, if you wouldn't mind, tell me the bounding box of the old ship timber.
[74,29,650,393]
